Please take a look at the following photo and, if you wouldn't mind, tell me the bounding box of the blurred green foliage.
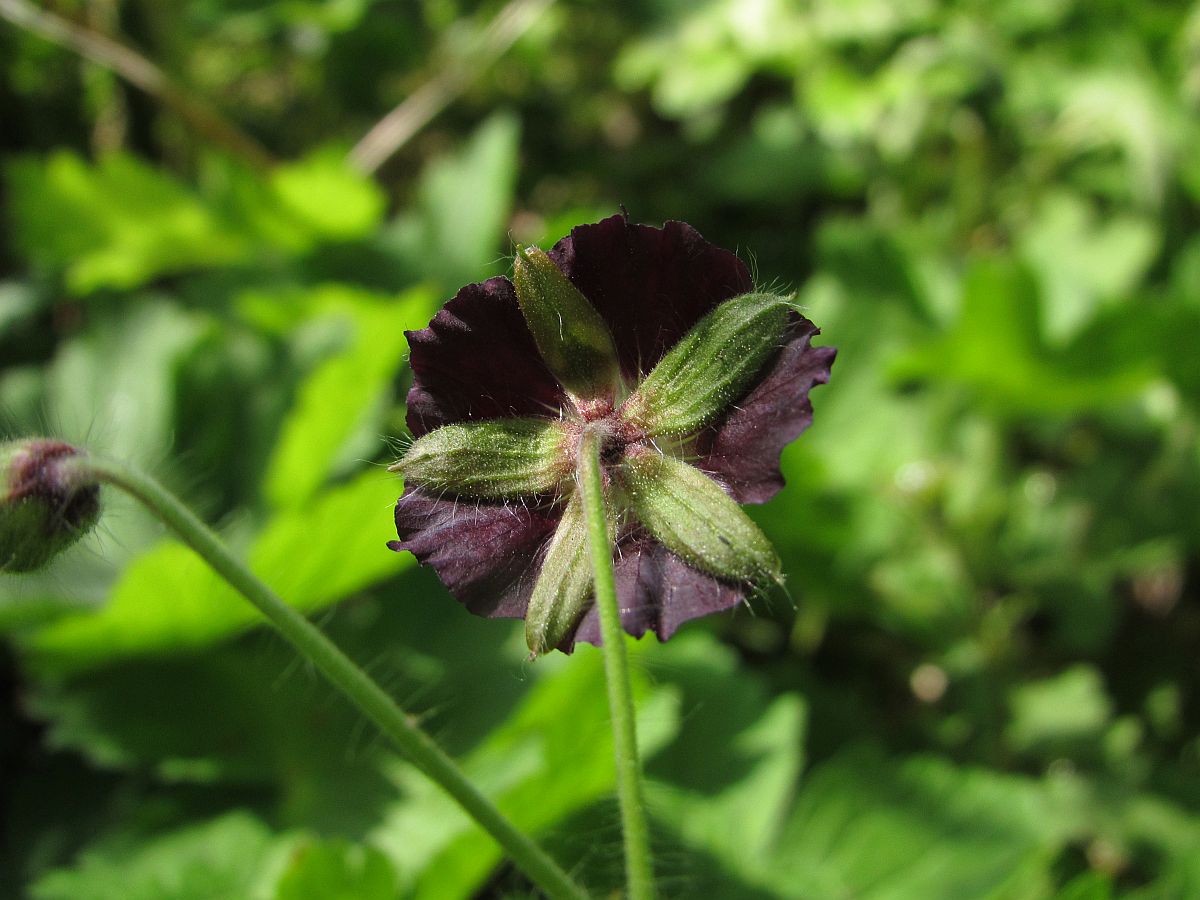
[2,0,1199,896]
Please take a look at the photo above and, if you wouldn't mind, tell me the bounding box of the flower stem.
[78,455,589,900]
[577,431,656,900]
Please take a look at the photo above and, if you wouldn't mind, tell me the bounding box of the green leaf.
[892,257,1157,415]
[30,812,279,900]
[372,642,680,898]
[274,839,397,900]
[1006,665,1113,754]
[269,153,386,241]
[20,590,531,833]
[5,152,249,294]
[25,636,388,790]
[28,469,410,676]
[613,0,812,117]
[768,749,1074,899]
[47,299,206,468]
[382,114,520,289]
[1055,870,1116,900]
[0,280,42,337]
[260,284,435,510]
[0,299,208,601]
[644,633,806,886]
[1019,192,1159,344]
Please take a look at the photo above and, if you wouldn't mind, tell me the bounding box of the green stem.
[79,456,589,900]
[577,431,656,900]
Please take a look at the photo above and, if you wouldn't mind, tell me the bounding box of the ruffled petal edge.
[391,493,747,652]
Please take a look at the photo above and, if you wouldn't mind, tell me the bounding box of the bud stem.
[577,430,657,900]
[66,455,589,900]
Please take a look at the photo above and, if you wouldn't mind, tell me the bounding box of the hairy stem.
[77,456,589,900]
[577,431,656,900]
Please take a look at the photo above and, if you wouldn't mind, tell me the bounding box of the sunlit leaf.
[274,839,397,900]
[1007,664,1113,754]
[270,153,386,241]
[5,152,249,294]
[644,633,806,886]
[258,284,435,510]
[1019,191,1159,344]
[892,258,1158,415]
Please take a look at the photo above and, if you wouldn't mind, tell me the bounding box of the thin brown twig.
[348,0,554,175]
[0,0,274,170]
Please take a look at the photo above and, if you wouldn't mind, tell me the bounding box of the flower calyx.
[392,216,835,654]
[395,246,802,653]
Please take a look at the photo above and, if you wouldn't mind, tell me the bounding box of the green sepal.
[392,418,570,499]
[622,291,792,436]
[619,447,780,586]
[512,245,622,402]
[525,491,609,656]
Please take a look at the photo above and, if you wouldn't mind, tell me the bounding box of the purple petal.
[405,276,567,437]
[390,487,558,619]
[568,533,746,649]
[548,215,753,380]
[693,315,836,504]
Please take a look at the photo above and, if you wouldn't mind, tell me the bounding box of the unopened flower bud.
[512,245,623,402]
[1,439,101,573]
[390,418,570,499]
[622,292,793,436]
[619,446,780,586]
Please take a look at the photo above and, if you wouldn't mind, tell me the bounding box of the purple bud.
[1,439,100,573]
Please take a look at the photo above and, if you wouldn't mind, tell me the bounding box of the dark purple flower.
[389,214,835,653]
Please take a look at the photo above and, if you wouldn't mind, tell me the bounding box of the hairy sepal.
[512,246,622,402]
[525,491,609,655]
[622,292,793,436]
[619,447,780,587]
[392,418,569,500]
